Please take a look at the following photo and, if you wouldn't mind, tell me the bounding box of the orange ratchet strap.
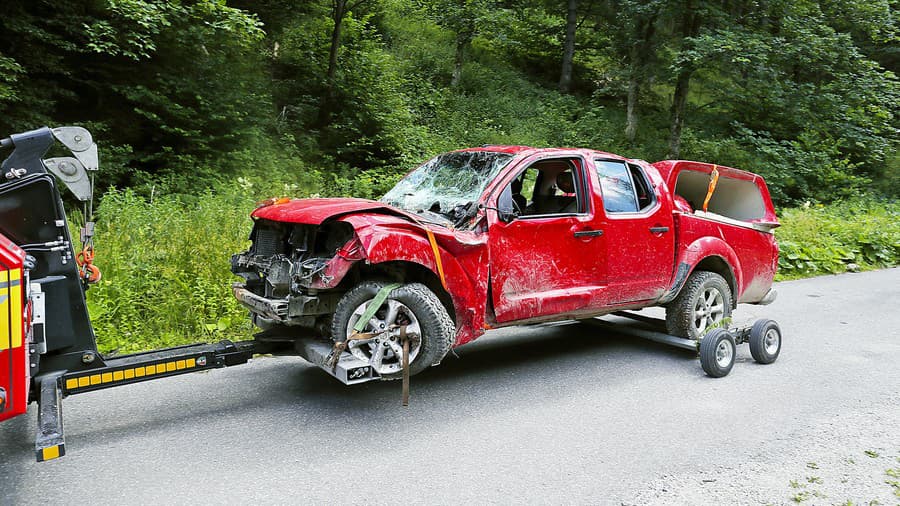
[424,228,448,291]
[702,165,719,213]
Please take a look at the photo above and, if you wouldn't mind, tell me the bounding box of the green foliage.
[776,199,900,279]
[85,187,254,353]
[84,168,328,353]
[2,0,897,205]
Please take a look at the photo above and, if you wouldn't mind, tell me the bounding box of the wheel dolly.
[588,311,783,377]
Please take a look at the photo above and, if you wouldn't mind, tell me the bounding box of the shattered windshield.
[382,151,513,216]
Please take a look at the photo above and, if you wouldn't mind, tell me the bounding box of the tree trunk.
[318,0,349,126]
[625,75,639,144]
[451,34,466,87]
[666,0,702,159]
[325,1,345,91]
[558,0,577,93]
[667,70,691,158]
[624,14,657,144]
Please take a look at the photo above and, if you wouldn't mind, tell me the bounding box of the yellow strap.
[703,166,719,213]
[424,228,448,291]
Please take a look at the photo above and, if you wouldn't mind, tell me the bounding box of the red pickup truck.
[232,146,779,379]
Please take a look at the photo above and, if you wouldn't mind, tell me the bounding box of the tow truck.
[0,126,271,461]
[1,126,782,462]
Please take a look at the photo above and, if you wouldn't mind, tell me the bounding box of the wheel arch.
[692,256,738,309]
[350,260,457,326]
[666,236,743,307]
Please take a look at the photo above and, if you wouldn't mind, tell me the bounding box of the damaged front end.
[231,219,365,329]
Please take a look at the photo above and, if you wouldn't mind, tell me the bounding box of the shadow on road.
[0,320,700,465]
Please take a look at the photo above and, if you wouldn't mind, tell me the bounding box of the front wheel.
[699,329,736,378]
[331,281,455,380]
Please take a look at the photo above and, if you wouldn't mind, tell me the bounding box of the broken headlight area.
[231,220,364,327]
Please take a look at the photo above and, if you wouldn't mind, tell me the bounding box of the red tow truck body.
[0,233,29,422]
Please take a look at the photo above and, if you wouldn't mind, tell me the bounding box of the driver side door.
[487,155,607,324]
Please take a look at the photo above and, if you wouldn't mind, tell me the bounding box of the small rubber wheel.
[331,281,455,380]
[699,329,736,378]
[748,319,781,364]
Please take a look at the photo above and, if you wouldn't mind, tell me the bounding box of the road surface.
[1,269,898,505]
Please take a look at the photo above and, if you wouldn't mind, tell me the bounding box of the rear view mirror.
[497,184,518,222]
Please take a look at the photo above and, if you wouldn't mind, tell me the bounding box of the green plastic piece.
[352,283,402,332]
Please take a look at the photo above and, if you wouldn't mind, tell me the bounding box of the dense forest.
[1,0,897,204]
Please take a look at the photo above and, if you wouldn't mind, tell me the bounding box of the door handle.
[649,226,670,234]
[573,229,604,238]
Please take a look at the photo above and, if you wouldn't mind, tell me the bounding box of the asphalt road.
[1,269,898,505]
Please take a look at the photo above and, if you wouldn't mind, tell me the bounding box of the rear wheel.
[749,319,781,364]
[666,271,733,340]
[331,281,455,380]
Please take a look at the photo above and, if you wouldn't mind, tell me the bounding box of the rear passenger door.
[593,159,675,304]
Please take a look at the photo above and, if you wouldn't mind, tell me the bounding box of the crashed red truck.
[231,146,781,382]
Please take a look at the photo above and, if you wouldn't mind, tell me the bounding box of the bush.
[82,164,326,354]
[776,199,899,279]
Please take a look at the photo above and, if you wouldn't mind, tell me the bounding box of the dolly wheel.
[749,319,782,364]
[699,329,736,378]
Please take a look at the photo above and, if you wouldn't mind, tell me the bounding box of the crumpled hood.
[251,198,402,225]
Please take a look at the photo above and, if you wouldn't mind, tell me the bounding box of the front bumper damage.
[231,282,341,327]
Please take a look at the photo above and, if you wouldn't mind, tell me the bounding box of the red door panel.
[489,215,606,323]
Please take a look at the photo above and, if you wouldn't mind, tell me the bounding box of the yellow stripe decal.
[0,268,23,350]
[65,353,209,391]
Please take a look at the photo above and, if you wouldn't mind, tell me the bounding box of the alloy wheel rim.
[346,298,421,374]
[693,287,725,334]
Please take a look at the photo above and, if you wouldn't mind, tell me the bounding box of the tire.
[699,328,736,378]
[748,319,781,364]
[666,271,733,340]
[331,281,455,380]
